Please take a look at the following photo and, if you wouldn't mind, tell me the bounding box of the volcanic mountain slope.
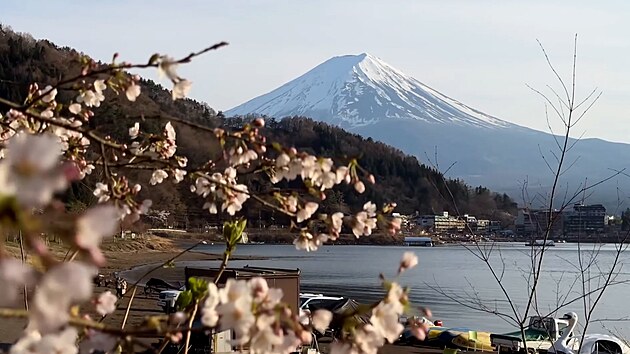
[227,53,630,209]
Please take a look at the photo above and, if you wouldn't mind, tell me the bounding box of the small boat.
[547,312,630,354]
[525,239,555,247]
[399,325,493,351]
[491,313,573,353]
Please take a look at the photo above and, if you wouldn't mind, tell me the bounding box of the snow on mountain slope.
[226,53,515,129]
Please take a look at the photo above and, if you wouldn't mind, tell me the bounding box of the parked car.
[299,293,344,311]
[157,285,186,313]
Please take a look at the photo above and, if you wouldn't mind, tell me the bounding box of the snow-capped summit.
[226,53,513,129]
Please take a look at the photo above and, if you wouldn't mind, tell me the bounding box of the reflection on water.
[188,243,630,336]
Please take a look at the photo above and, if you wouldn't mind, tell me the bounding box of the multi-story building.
[515,208,537,234]
[434,212,465,233]
[564,203,606,234]
[515,208,563,236]
[475,219,490,233]
[415,212,465,233]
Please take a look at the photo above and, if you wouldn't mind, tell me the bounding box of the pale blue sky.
[3,1,630,142]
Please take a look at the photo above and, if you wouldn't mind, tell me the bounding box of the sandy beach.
[0,236,432,354]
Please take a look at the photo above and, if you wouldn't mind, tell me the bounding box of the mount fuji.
[227,53,630,208]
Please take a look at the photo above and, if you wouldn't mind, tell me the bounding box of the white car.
[157,285,186,313]
[300,293,344,311]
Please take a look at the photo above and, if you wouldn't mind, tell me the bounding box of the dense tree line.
[0,24,517,229]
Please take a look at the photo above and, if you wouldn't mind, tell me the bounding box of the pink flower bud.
[421,307,433,318]
[354,181,366,194]
[169,332,183,343]
[398,251,418,274]
[298,330,312,344]
[368,174,376,184]
[169,311,187,325]
[62,162,82,181]
[253,117,265,128]
[411,325,427,341]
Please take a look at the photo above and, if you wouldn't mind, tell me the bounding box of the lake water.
[174,243,630,337]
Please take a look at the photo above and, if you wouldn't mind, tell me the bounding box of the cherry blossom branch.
[120,286,137,330]
[183,301,199,354]
[213,251,231,285]
[23,42,229,109]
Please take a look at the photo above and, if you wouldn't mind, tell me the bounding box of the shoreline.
[0,237,440,354]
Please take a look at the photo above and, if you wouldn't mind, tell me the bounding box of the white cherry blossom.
[165,122,176,141]
[75,205,119,264]
[76,90,104,108]
[68,103,82,115]
[93,79,106,94]
[28,262,95,333]
[172,79,192,100]
[173,169,187,183]
[335,166,351,184]
[312,309,333,333]
[10,331,42,354]
[78,331,117,354]
[221,183,249,215]
[128,122,140,139]
[354,324,385,354]
[0,132,67,207]
[0,258,34,307]
[370,301,404,343]
[276,153,290,167]
[125,83,141,101]
[249,315,283,354]
[275,331,301,354]
[296,202,319,223]
[158,56,180,81]
[40,86,57,103]
[203,201,218,214]
[294,232,327,252]
[331,212,344,236]
[201,282,220,327]
[228,146,258,166]
[285,195,298,213]
[11,327,78,354]
[93,182,110,202]
[150,169,168,185]
[259,287,283,311]
[330,342,359,354]
[216,279,255,344]
[40,108,53,119]
[398,251,418,274]
[352,202,378,237]
[176,156,188,167]
[248,277,269,301]
[389,217,402,235]
[95,291,118,316]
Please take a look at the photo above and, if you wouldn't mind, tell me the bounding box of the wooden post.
[19,230,28,311]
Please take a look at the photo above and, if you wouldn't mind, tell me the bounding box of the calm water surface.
[180,243,630,336]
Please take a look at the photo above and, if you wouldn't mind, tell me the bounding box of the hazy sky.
[4,1,630,143]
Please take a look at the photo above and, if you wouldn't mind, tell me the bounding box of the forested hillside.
[0,24,517,229]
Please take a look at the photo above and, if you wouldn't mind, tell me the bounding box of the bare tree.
[426,35,629,353]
